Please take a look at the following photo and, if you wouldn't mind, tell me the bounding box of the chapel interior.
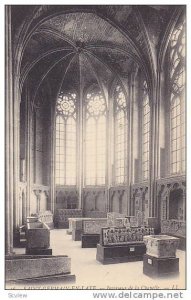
[5,5,186,289]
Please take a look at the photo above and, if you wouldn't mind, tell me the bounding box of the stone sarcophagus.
[5,255,76,287]
[26,221,52,254]
[143,235,179,258]
[100,227,154,246]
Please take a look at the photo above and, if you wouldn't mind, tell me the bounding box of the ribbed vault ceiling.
[16,6,180,106]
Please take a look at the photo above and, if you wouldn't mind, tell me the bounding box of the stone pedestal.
[96,242,146,264]
[143,254,179,277]
[81,234,100,248]
[143,235,179,258]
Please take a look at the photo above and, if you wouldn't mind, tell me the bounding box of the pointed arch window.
[55,92,77,185]
[85,89,106,185]
[142,81,150,181]
[114,85,128,185]
[169,21,185,175]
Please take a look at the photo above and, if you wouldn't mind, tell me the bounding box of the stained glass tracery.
[55,92,77,185]
[85,89,106,185]
[169,21,185,175]
[114,85,127,184]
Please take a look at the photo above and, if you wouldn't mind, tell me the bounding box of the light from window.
[55,92,77,185]
[85,89,106,185]
[170,21,185,175]
[142,81,150,181]
[114,85,127,184]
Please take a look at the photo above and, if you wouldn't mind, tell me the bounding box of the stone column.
[26,84,32,217]
[78,54,84,211]
[107,85,114,212]
[50,102,55,213]
[149,69,162,218]
[128,66,139,215]
[13,78,21,229]
[105,89,110,213]
[5,6,14,254]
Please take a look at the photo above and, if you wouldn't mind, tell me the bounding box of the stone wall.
[109,187,128,215]
[83,188,106,216]
[157,176,186,238]
[56,188,78,209]
[130,184,149,222]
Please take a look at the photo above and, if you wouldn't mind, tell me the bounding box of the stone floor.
[14,229,186,290]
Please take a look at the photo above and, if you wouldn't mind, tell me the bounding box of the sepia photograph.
[4,2,188,297]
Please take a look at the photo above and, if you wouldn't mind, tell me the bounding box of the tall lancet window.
[55,92,77,185]
[114,85,127,184]
[169,21,185,175]
[142,81,150,181]
[85,89,106,185]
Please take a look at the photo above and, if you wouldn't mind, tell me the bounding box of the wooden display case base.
[81,234,100,248]
[96,242,146,264]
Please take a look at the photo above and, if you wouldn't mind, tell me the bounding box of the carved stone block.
[143,235,179,258]
[38,211,54,229]
[100,227,154,246]
[83,219,108,234]
[161,219,186,237]
[107,213,126,227]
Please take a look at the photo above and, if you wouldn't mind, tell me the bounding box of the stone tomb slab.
[143,254,179,277]
[96,242,146,264]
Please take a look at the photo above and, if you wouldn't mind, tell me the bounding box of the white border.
[0,1,190,299]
